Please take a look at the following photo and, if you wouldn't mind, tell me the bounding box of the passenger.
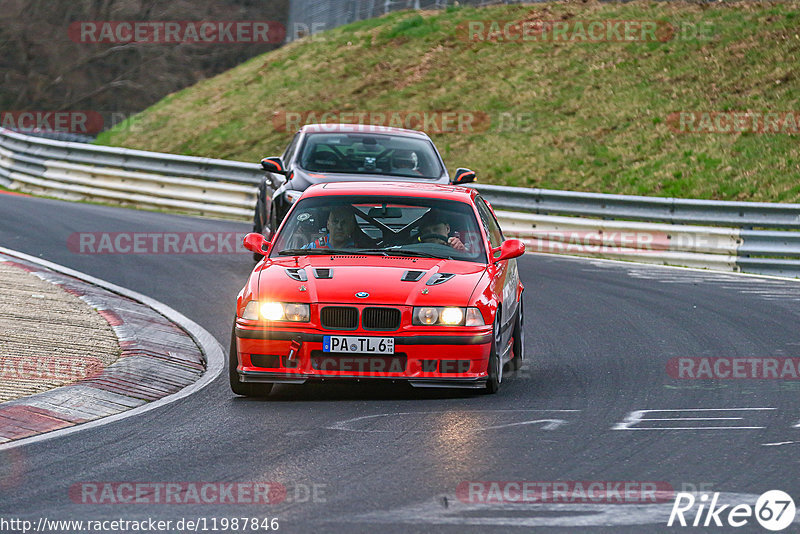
[304,206,358,249]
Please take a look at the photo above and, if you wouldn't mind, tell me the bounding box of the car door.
[475,196,519,351]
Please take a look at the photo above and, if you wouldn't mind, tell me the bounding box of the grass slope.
[97,1,800,202]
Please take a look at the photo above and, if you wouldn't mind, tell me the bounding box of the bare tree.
[0,0,289,129]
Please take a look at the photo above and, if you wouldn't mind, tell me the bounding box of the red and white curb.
[0,247,224,450]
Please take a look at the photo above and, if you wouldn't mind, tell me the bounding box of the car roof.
[303,181,478,202]
[299,123,432,139]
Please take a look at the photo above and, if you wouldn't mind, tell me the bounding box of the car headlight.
[440,307,464,325]
[241,301,310,322]
[413,307,485,326]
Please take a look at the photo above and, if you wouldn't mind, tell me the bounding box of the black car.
[253,123,476,243]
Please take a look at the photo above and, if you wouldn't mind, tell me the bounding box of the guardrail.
[476,184,800,229]
[477,184,800,278]
[0,128,262,220]
[2,128,799,278]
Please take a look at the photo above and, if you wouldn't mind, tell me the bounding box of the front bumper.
[234,323,493,388]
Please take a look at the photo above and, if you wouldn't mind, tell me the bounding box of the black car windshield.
[297,133,443,179]
[271,195,487,263]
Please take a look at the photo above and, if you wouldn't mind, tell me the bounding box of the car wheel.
[510,298,524,371]
[484,317,503,394]
[229,322,273,397]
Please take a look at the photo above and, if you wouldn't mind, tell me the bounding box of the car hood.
[254,256,486,307]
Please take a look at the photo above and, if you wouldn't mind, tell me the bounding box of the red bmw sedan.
[231,182,525,396]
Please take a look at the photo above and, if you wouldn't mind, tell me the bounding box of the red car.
[230,182,525,396]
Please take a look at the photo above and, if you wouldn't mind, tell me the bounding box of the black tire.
[483,317,503,394]
[510,299,524,371]
[229,322,273,397]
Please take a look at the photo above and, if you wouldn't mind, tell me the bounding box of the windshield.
[296,133,443,179]
[270,195,487,263]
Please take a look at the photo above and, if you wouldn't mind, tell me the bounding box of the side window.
[282,133,301,167]
[475,197,504,250]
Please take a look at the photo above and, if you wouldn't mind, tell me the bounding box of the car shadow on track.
[230,366,535,402]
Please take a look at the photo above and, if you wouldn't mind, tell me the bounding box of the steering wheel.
[419,233,450,245]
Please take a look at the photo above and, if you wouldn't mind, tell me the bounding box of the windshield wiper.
[278,248,451,259]
[278,248,396,256]
[361,248,450,259]
[278,248,353,256]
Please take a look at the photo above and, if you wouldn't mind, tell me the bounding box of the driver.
[391,149,421,175]
[304,206,358,249]
[417,209,466,251]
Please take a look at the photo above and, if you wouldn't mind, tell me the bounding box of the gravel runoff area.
[0,261,120,402]
[0,252,206,444]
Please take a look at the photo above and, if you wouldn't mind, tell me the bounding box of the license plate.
[323,336,394,354]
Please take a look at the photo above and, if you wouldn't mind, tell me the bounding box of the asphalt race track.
[1,193,799,533]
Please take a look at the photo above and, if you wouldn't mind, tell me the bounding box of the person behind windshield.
[304,206,358,249]
[417,209,466,251]
[391,149,422,176]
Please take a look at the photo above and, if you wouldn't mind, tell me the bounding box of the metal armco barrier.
[475,184,800,278]
[493,211,740,272]
[475,184,800,228]
[2,128,799,278]
[0,128,262,220]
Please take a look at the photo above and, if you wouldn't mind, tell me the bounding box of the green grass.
[96,1,800,202]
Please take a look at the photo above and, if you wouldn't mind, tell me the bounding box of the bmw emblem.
[355,292,369,298]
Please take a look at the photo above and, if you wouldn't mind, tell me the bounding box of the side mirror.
[243,232,270,256]
[261,156,288,176]
[451,168,476,185]
[491,239,525,263]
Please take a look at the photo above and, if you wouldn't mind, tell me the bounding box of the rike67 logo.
[668,490,796,531]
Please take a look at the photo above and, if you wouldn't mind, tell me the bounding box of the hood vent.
[401,270,425,282]
[284,268,308,281]
[314,268,333,279]
[426,273,455,286]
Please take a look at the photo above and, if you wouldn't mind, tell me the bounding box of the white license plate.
[323,336,395,354]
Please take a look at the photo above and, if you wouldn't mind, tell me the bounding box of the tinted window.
[271,195,486,263]
[475,197,504,250]
[282,133,301,165]
[296,133,442,179]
